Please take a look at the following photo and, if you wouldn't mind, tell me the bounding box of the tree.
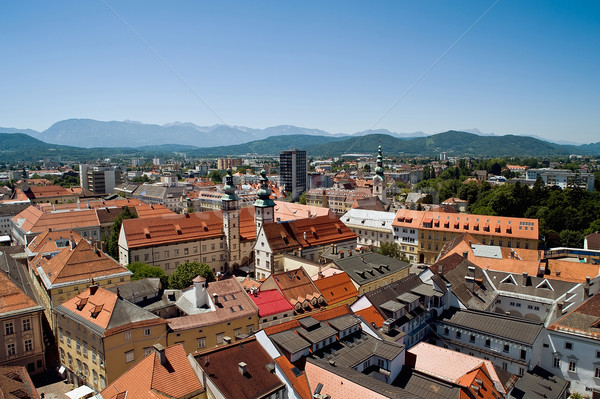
[298,191,307,205]
[168,261,215,289]
[379,242,400,258]
[209,170,226,184]
[127,262,168,287]
[104,207,137,260]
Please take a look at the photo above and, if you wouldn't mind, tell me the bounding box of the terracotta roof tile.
[355,306,386,329]
[101,344,203,399]
[269,268,325,312]
[274,356,311,399]
[313,272,359,305]
[0,272,40,314]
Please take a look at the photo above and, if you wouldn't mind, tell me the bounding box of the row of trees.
[127,260,216,290]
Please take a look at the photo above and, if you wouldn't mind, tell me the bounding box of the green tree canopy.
[104,207,137,260]
[168,261,216,290]
[127,262,168,287]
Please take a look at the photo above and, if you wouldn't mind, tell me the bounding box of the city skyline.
[1,1,599,144]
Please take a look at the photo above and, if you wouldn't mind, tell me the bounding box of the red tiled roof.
[354,306,385,329]
[262,214,357,253]
[313,272,359,305]
[394,209,538,240]
[275,356,311,399]
[122,207,256,249]
[31,238,129,286]
[269,268,325,311]
[249,289,294,317]
[60,287,119,330]
[101,344,203,399]
[0,272,40,315]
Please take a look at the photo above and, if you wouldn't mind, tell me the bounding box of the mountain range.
[0,119,440,148]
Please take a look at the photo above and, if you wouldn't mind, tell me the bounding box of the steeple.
[253,169,275,236]
[222,168,238,202]
[221,168,239,271]
[372,140,386,203]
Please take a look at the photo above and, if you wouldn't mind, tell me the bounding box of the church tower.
[372,143,387,203]
[253,169,275,236]
[221,169,240,269]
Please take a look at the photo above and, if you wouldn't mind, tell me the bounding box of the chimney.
[348,249,352,257]
[213,292,219,305]
[89,285,99,295]
[154,343,166,365]
[298,247,303,258]
[116,287,121,299]
[467,266,475,276]
[462,251,468,260]
[522,272,528,286]
[304,232,307,241]
[194,276,207,308]
[361,256,365,263]
[439,265,443,275]
[339,250,344,259]
[238,362,247,375]
[446,282,452,291]
[334,244,337,255]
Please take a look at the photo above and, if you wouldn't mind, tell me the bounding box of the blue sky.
[1,1,599,143]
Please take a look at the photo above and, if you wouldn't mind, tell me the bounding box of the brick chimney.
[154,344,166,365]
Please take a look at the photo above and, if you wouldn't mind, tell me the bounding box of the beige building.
[54,286,168,391]
[0,271,46,375]
[26,230,132,327]
[166,277,259,354]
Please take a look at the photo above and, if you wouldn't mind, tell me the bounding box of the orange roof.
[439,235,600,283]
[0,272,40,314]
[61,287,119,329]
[13,206,100,235]
[25,185,73,199]
[262,214,357,253]
[455,366,501,399]
[26,229,83,255]
[263,305,353,335]
[313,272,359,305]
[122,207,256,249]
[275,356,311,399]
[354,306,385,329]
[394,209,538,240]
[273,201,333,222]
[269,268,324,311]
[31,238,130,287]
[101,344,204,399]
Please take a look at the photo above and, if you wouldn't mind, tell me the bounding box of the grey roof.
[107,278,162,304]
[394,368,461,399]
[472,244,503,259]
[410,284,444,298]
[297,323,337,344]
[327,314,360,332]
[438,309,544,345]
[315,329,405,368]
[509,366,568,399]
[0,250,40,304]
[330,252,410,287]
[307,358,418,399]
[270,330,311,354]
[397,292,420,304]
[486,270,577,300]
[380,300,405,313]
[132,184,184,200]
[298,316,320,330]
[341,208,395,231]
[432,253,498,311]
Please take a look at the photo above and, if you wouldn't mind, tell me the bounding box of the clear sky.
[1,1,599,143]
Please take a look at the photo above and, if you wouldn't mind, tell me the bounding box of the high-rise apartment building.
[279,149,307,201]
[79,163,122,195]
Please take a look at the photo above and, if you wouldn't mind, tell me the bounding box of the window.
[144,328,151,336]
[24,339,33,352]
[125,330,132,341]
[234,328,242,337]
[5,322,14,336]
[93,370,98,385]
[518,367,524,376]
[485,339,491,348]
[77,359,83,372]
[553,357,560,368]
[59,328,64,342]
[503,344,509,353]
[444,328,449,335]
[66,333,72,347]
[60,348,65,360]
[520,349,526,360]
[216,333,224,344]
[456,331,461,339]
[6,343,16,356]
[565,342,573,350]
[92,348,97,363]
[125,350,134,363]
[22,319,31,332]
[197,338,206,349]
[246,325,254,334]
[470,334,475,343]
[568,361,577,372]
[144,347,153,356]
[84,363,89,376]
[595,367,600,379]
[502,362,508,370]
[82,341,88,357]
[68,353,73,367]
